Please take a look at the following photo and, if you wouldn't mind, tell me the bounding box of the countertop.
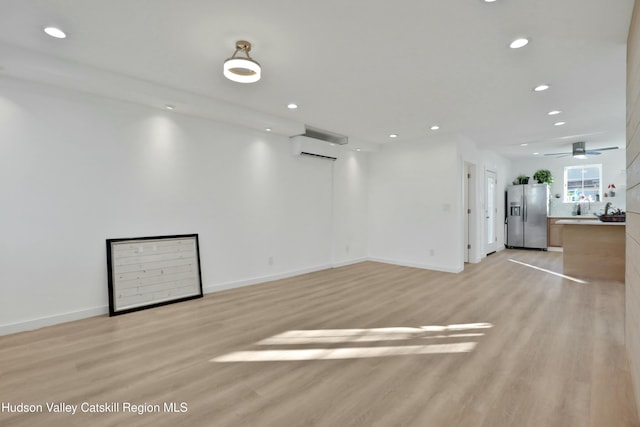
[556,219,626,226]
[548,215,599,218]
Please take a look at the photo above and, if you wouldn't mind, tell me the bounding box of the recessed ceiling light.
[330,143,336,146]
[430,125,440,131]
[389,134,398,138]
[484,0,497,2]
[164,104,175,110]
[44,27,66,39]
[287,103,298,109]
[533,152,540,155]
[547,110,562,115]
[520,143,528,146]
[265,128,272,132]
[509,38,529,49]
[554,121,566,126]
[533,84,550,92]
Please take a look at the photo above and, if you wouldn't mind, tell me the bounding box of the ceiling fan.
[543,141,619,159]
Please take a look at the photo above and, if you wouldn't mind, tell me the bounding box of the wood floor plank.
[0,250,638,426]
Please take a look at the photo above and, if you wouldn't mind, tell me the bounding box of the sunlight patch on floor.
[257,332,486,345]
[421,322,493,331]
[211,323,492,362]
[508,258,588,284]
[210,342,477,362]
[257,325,491,345]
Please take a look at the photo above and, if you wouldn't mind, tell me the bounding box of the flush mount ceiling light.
[44,27,66,39]
[509,38,529,49]
[223,40,261,83]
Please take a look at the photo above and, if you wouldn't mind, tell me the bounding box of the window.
[564,164,602,202]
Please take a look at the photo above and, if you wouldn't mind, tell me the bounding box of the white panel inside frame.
[107,234,203,315]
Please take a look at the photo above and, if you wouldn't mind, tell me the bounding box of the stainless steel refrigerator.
[506,184,549,249]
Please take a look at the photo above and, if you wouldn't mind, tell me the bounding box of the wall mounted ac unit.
[291,135,338,160]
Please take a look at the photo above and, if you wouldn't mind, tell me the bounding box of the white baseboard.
[0,256,459,337]
[0,263,347,337]
[367,257,464,274]
[331,257,368,268]
[203,263,332,294]
[0,306,108,336]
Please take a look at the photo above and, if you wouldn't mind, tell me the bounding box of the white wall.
[511,149,627,216]
[0,74,514,335]
[367,139,463,273]
[0,76,368,334]
[332,151,369,266]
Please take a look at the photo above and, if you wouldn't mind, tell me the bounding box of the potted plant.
[598,201,625,222]
[533,169,553,185]
[513,175,529,185]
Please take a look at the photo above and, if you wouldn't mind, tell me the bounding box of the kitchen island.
[547,216,597,247]
[556,219,625,281]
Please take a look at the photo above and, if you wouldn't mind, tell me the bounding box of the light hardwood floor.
[0,250,638,426]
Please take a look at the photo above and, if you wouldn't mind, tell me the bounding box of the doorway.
[485,170,498,254]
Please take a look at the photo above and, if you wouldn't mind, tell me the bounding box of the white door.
[485,170,498,254]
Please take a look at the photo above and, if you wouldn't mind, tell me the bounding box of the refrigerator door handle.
[523,194,527,222]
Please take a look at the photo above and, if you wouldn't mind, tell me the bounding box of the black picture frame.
[106,234,203,316]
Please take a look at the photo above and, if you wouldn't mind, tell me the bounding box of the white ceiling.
[0,0,634,158]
